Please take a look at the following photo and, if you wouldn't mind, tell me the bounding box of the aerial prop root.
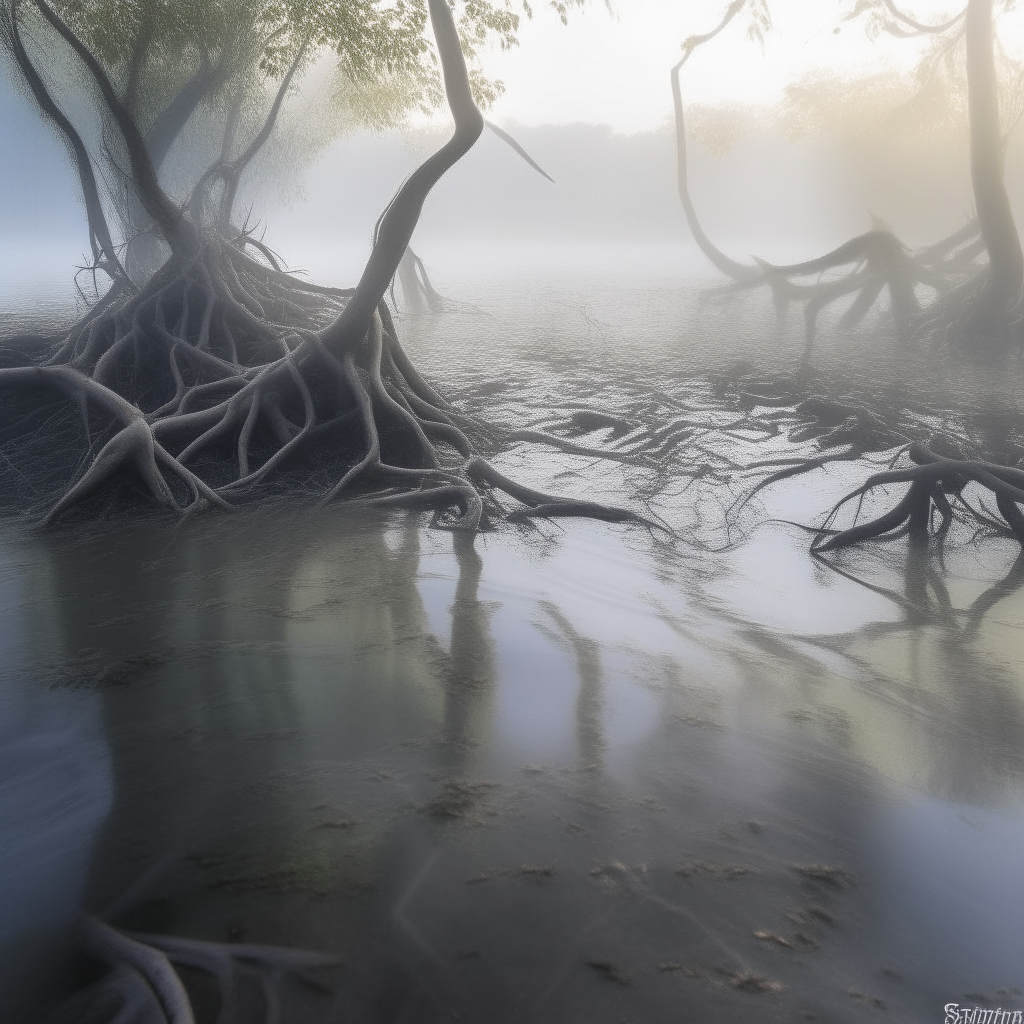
[0,0,655,533]
[811,444,1024,552]
[672,4,988,353]
[0,285,654,530]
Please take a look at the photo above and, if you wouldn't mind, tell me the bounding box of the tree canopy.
[1,0,585,283]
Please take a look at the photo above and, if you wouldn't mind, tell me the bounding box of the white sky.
[475,0,1018,133]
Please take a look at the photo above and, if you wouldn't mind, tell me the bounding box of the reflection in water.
[0,684,112,1022]
[706,528,1024,996]
[538,603,605,770]
[0,527,114,1022]
[441,532,498,762]
[0,502,1021,1021]
[772,537,1024,806]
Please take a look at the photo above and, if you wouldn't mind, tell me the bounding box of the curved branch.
[670,3,759,281]
[3,1,127,282]
[880,0,966,35]
[680,0,748,55]
[320,0,484,354]
[122,17,153,114]
[32,0,194,259]
[220,36,309,226]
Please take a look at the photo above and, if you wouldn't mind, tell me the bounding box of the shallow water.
[1,273,1023,1023]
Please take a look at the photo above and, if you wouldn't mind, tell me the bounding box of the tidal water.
[1,266,1023,1023]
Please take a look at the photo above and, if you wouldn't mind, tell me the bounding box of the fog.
[8,75,1024,290]
[2,3,1024,1023]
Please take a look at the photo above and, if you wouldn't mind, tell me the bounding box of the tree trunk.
[320,0,483,355]
[965,0,1023,312]
[34,0,198,264]
[398,250,426,313]
[670,56,758,282]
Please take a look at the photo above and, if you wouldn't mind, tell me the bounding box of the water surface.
[1,273,1023,1023]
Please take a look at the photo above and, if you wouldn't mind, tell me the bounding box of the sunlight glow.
[481,0,1024,132]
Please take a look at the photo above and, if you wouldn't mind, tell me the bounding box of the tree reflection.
[24,511,502,1021]
[793,541,1024,802]
[538,602,606,771]
[438,531,497,765]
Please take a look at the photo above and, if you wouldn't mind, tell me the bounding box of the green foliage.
[48,0,585,123]
[4,0,587,244]
[744,0,771,48]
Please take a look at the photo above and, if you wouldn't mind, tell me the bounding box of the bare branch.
[670,2,759,281]
[485,120,555,183]
[320,0,485,354]
[881,0,966,35]
[220,35,310,226]
[32,0,195,259]
[3,0,128,284]
[123,17,154,114]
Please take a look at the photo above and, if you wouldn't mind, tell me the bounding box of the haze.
[4,0,1024,298]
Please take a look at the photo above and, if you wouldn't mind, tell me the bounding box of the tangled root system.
[701,365,1024,555]
[0,237,647,531]
[0,0,645,534]
[813,443,1024,553]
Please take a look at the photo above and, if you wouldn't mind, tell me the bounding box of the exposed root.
[812,443,1024,553]
[505,428,658,466]
[0,243,650,531]
[56,915,340,1024]
[0,0,642,534]
[672,4,1021,359]
[78,917,195,1024]
[693,361,1024,561]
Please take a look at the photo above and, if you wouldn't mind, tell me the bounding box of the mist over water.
[2,250,1023,1019]
[2,9,1024,1023]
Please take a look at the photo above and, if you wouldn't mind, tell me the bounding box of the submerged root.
[48,915,341,1024]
